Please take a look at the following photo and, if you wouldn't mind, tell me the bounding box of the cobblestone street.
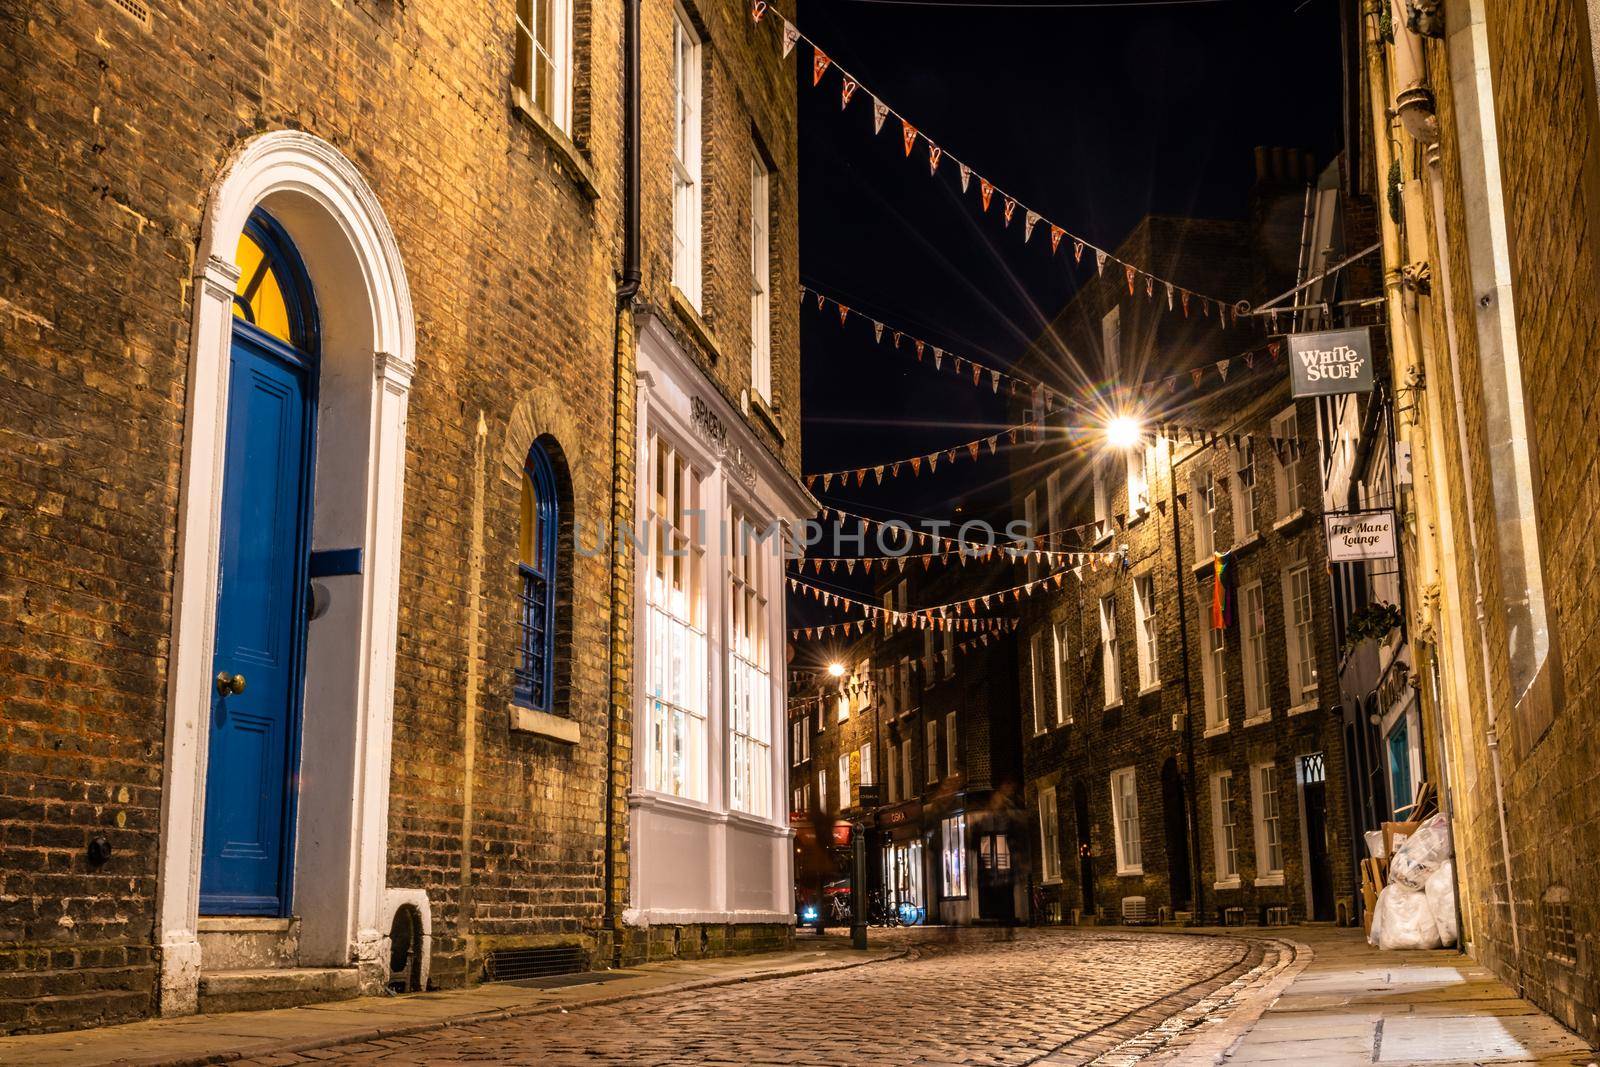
[253,931,1256,1066]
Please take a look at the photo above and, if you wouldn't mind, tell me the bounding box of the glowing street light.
[1106,415,1144,450]
[827,662,846,678]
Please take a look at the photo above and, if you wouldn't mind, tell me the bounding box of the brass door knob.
[215,672,247,696]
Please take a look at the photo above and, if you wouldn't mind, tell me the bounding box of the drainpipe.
[605,0,643,967]
[1167,441,1204,925]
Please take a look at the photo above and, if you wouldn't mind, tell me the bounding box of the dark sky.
[790,0,1345,634]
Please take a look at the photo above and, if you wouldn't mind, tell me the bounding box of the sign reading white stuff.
[1324,509,1397,562]
[1288,326,1374,397]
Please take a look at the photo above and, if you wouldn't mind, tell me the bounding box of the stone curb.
[126,950,909,1067]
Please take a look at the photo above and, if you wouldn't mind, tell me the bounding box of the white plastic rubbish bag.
[1425,861,1458,948]
[1365,829,1387,860]
[1371,884,1442,950]
[1389,813,1452,891]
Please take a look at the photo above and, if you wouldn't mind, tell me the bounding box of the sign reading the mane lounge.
[1324,509,1396,562]
[1288,327,1374,397]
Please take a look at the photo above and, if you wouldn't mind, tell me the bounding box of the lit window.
[727,509,772,815]
[1127,446,1148,515]
[818,767,827,812]
[515,441,561,712]
[514,0,573,132]
[941,812,967,897]
[839,753,851,809]
[643,434,707,801]
[1241,582,1270,718]
[1099,595,1122,707]
[1252,762,1284,878]
[671,7,703,308]
[859,742,873,787]
[1110,766,1142,875]
[749,155,772,403]
[231,212,312,347]
[1038,786,1061,883]
[1211,772,1239,882]
[1284,563,1317,705]
[1200,589,1228,731]
[1092,457,1112,540]
[1134,576,1159,691]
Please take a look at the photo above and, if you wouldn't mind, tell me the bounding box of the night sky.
[790,0,1345,633]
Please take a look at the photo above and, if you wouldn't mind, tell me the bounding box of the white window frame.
[838,752,851,809]
[1283,562,1318,711]
[1024,490,1040,582]
[1029,629,1048,735]
[1052,617,1072,725]
[1191,468,1218,558]
[1251,762,1285,884]
[1099,594,1122,707]
[1200,588,1228,734]
[1092,457,1112,541]
[1127,446,1148,517]
[901,739,913,798]
[514,0,574,132]
[727,507,772,817]
[749,154,772,404]
[1038,786,1062,884]
[643,434,708,802]
[1134,576,1159,692]
[925,719,938,783]
[1110,766,1142,876]
[1232,439,1257,539]
[1271,406,1302,518]
[671,6,703,308]
[818,767,827,811]
[860,742,874,788]
[836,693,849,723]
[1240,581,1271,723]
[944,711,957,779]
[1211,771,1240,887]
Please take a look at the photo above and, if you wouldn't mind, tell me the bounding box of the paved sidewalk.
[0,943,900,1067]
[1149,926,1599,1066]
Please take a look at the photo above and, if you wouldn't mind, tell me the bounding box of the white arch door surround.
[156,130,416,1014]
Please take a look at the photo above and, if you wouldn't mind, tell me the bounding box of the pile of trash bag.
[1368,814,1458,950]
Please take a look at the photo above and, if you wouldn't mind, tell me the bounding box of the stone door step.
[198,967,359,1015]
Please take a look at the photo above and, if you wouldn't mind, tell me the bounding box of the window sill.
[1254,872,1286,887]
[750,391,785,443]
[1103,700,1123,712]
[1203,722,1230,739]
[1093,528,1114,548]
[1213,878,1242,891]
[511,88,600,201]
[1126,508,1149,529]
[671,285,725,364]
[1116,866,1144,878]
[1041,876,1063,887]
[1232,531,1261,554]
[1287,700,1318,717]
[509,704,580,744]
[1242,710,1273,728]
[1273,507,1310,533]
[1138,683,1162,698]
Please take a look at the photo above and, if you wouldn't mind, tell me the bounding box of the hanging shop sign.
[1325,509,1397,562]
[1288,326,1374,397]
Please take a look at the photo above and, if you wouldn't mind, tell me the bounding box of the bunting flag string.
[785,622,1022,707]
[798,289,1314,432]
[803,417,1037,489]
[789,563,1103,624]
[755,5,1242,322]
[788,541,1116,574]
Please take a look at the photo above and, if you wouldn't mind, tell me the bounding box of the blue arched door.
[200,210,318,916]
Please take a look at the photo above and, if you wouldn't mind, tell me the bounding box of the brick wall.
[0,0,797,1033]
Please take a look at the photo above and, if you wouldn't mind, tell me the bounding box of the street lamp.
[1106,414,1143,450]
[827,661,846,678]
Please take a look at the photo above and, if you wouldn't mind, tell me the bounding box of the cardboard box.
[1383,820,1423,861]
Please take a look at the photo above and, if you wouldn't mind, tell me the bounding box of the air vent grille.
[482,944,586,983]
[107,0,152,27]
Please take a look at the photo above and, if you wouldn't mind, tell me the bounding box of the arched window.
[516,442,559,711]
[231,209,317,354]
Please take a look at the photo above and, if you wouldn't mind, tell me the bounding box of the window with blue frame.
[1388,718,1413,819]
[516,441,560,711]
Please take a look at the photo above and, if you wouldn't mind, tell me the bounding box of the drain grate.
[482,944,586,983]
